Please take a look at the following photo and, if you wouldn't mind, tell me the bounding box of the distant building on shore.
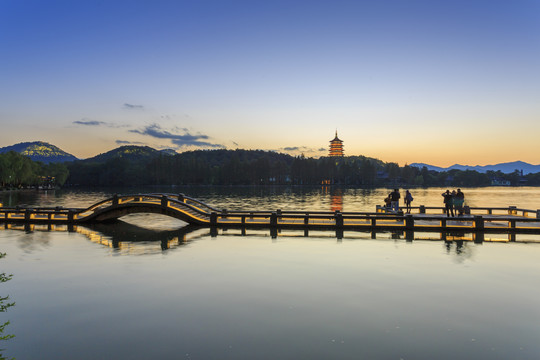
[329,131,344,157]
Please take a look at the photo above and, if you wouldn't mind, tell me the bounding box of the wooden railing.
[376,205,540,218]
[2,195,540,233]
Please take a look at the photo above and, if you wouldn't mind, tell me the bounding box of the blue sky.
[1,0,539,166]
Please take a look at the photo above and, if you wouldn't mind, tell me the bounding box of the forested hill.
[66,148,387,186]
[2,144,539,187]
[0,141,77,164]
[82,145,174,163]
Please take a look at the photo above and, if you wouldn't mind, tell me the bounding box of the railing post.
[419,205,425,214]
[537,209,540,219]
[473,232,484,244]
[241,215,245,224]
[270,212,278,226]
[474,215,484,230]
[304,213,309,225]
[371,217,376,227]
[508,206,517,215]
[25,209,31,222]
[210,212,217,225]
[405,214,414,230]
[68,210,74,223]
[405,230,414,242]
[464,206,470,215]
[161,195,168,208]
[112,194,119,206]
[334,210,343,228]
[178,193,185,202]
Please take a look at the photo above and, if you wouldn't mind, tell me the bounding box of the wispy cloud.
[73,119,129,128]
[130,123,224,149]
[123,103,144,110]
[115,140,146,145]
[73,119,107,126]
[279,146,327,157]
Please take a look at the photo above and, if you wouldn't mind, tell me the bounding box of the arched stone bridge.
[3,194,540,236]
[0,194,217,226]
[76,194,216,224]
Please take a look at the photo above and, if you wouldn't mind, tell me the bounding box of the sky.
[1,0,539,166]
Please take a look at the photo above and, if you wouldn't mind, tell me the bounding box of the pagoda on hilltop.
[329,130,344,157]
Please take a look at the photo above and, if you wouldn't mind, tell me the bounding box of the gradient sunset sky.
[1,0,539,166]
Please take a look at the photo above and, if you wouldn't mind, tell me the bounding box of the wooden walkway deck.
[1,193,540,234]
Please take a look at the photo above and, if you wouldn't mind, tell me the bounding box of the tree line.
[64,149,540,187]
[1,148,538,189]
[0,151,69,189]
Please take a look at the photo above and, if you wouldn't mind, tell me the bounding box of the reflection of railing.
[3,221,537,245]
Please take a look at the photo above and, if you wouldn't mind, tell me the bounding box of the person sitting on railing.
[384,194,392,211]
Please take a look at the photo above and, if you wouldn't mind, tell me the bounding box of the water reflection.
[2,219,539,258]
[322,186,343,212]
[4,187,540,360]
[77,222,211,254]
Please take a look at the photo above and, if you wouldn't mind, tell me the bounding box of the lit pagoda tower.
[329,130,344,157]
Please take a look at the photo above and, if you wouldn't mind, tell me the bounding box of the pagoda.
[329,130,344,157]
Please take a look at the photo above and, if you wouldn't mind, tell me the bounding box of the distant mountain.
[81,145,173,163]
[0,141,78,164]
[410,161,540,175]
[159,148,178,156]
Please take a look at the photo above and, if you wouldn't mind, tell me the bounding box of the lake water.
[1,187,540,359]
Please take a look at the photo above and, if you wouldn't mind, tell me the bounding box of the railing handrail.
[146,193,221,213]
[213,212,540,222]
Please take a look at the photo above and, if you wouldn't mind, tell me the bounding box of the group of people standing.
[441,189,465,217]
[383,188,465,216]
[384,188,414,213]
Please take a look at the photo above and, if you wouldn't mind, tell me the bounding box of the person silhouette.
[390,188,400,213]
[442,190,454,217]
[454,188,465,216]
[404,190,413,214]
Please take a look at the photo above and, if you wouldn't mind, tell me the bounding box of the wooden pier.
[1,193,540,235]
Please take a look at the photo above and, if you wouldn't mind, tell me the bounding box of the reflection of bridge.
[2,193,540,235]
[3,221,536,246]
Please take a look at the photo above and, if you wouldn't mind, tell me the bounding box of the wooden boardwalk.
[1,193,540,234]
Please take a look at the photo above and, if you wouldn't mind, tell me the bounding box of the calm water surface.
[1,187,540,359]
